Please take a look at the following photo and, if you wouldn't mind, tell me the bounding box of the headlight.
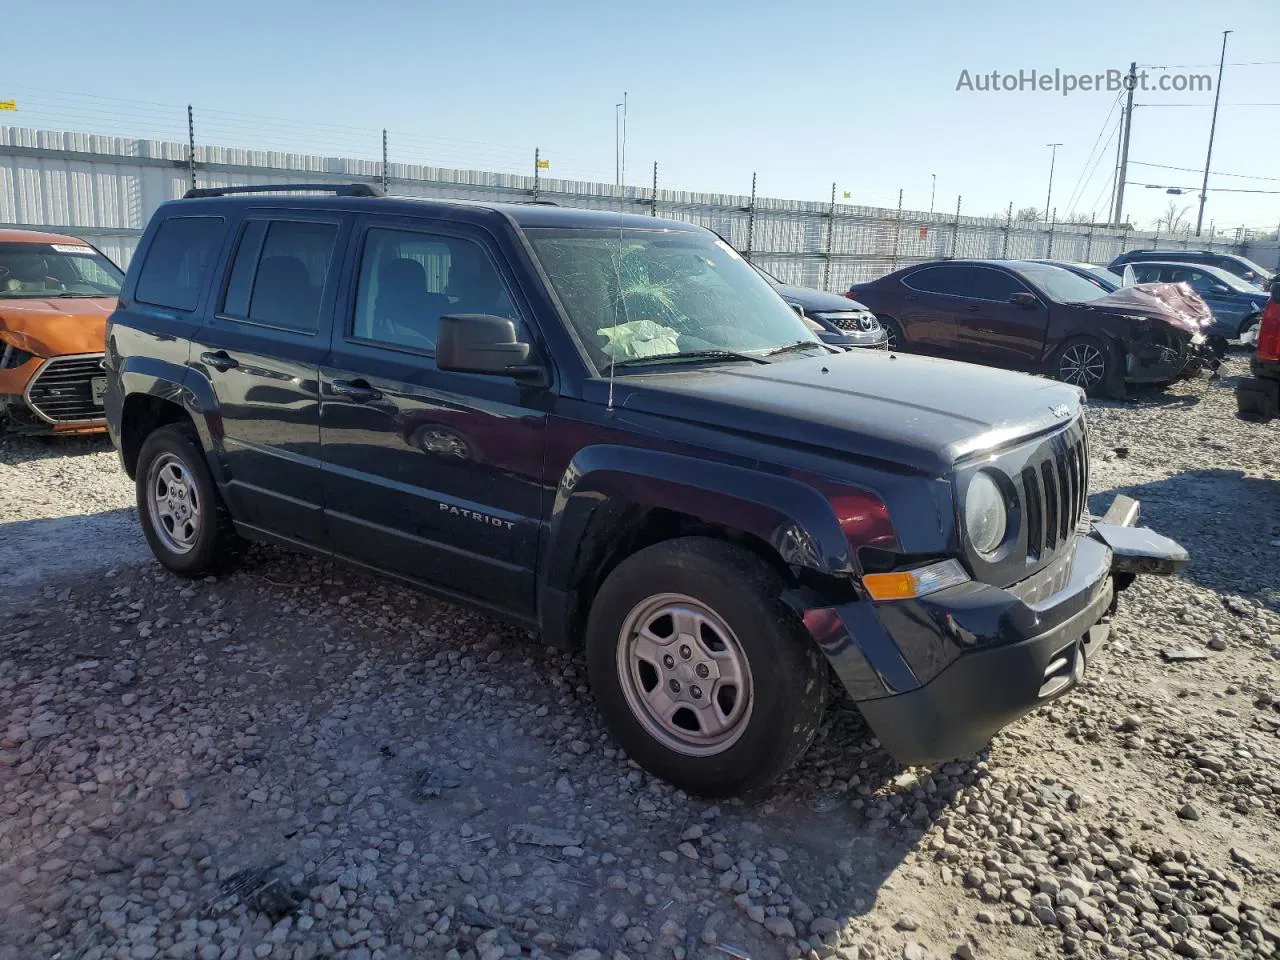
[0,342,35,369]
[965,472,1007,555]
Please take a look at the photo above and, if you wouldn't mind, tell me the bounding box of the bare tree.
[1153,200,1191,233]
[1015,206,1040,222]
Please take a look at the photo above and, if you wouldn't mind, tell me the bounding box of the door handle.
[200,350,238,372]
[964,304,982,312]
[331,379,383,402]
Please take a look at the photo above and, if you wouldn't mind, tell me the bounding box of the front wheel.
[585,537,828,798]
[878,316,905,352]
[1053,336,1115,396]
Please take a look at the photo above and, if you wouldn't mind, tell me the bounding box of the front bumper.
[804,495,1187,766]
[0,353,108,435]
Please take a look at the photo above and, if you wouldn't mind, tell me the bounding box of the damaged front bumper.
[1124,329,1218,383]
[803,495,1187,766]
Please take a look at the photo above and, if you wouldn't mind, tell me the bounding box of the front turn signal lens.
[862,559,970,601]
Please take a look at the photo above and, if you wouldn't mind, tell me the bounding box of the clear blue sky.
[4,0,1278,233]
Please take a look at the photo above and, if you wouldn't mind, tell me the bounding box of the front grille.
[828,313,879,332]
[24,354,107,424]
[1020,428,1088,562]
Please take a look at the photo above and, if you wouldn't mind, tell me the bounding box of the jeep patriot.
[104,184,1187,797]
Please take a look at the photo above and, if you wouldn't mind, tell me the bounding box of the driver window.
[352,228,519,352]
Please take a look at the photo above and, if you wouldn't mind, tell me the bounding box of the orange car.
[0,228,123,434]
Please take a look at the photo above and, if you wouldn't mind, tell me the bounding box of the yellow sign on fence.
[0,101,17,112]
[536,159,550,170]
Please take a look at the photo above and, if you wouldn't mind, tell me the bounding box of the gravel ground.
[1,357,1278,960]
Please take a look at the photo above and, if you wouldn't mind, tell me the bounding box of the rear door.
[189,211,348,546]
[948,265,1047,370]
[318,216,548,616]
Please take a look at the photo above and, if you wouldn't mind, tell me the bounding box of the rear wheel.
[136,424,244,577]
[585,537,827,798]
[1053,336,1114,396]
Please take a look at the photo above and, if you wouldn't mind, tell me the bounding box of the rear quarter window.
[134,216,226,312]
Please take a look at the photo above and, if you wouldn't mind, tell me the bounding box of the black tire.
[585,537,827,799]
[135,423,243,577]
[1053,335,1116,398]
[878,315,905,352]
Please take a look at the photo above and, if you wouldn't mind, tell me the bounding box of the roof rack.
[182,183,384,200]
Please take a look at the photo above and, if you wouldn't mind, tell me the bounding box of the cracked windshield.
[528,229,823,368]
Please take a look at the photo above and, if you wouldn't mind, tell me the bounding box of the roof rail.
[182,183,384,200]
[515,199,560,206]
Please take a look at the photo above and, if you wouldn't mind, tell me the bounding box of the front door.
[190,211,347,546]
[896,264,966,353]
[947,265,1047,370]
[319,218,549,616]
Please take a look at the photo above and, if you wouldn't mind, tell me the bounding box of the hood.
[0,297,114,356]
[1079,284,1209,335]
[617,349,1082,475]
[772,282,872,313]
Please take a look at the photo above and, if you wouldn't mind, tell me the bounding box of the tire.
[135,423,244,577]
[585,537,827,798]
[1053,335,1115,397]
[878,316,905,352]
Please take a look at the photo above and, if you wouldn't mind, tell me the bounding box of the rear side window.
[904,265,969,296]
[135,216,225,311]
[220,220,339,333]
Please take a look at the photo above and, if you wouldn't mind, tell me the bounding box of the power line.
[1129,160,1280,182]
[1134,102,1280,107]
[1063,90,1123,215]
[1139,60,1280,68]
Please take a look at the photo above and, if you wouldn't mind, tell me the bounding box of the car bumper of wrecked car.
[800,495,1187,766]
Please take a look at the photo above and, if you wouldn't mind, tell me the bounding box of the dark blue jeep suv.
[102,183,1186,797]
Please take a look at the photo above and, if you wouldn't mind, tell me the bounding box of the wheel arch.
[117,358,218,480]
[537,446,871,649]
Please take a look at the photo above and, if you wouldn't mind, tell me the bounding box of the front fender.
[543,445,877,594]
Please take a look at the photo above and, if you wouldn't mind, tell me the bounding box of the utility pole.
[1044,143,1062,224]
[1196,30,1232,237]
[614,93,628,187]
[745,172,757,261]
[1108,104,1125,224]
[930,174,936,215]
[381,129,388,194]
[1112,62,1137,226]
[651,161,658,216]
[533,147,540,203]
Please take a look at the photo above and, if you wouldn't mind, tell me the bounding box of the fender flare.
[117,356,225,482]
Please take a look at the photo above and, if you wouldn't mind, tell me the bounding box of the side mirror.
[1010,291,1039,308]
[1270,279,1280,302]
[436,314,544,382]
[1242,271,1257,281]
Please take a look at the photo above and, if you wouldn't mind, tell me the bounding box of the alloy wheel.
[1058,343,1106,388]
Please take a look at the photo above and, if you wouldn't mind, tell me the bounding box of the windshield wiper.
[612,349,770,368]
[51,293,111,298]
[765,339,827,357]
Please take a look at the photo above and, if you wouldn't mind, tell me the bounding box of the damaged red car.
[847,259,1215,397]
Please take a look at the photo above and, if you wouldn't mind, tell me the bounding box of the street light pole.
[1044,143,1062,223]
[1195,30,1232,237]
[930,174,936,215]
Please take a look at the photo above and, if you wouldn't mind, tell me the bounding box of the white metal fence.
[1,126,1265,290]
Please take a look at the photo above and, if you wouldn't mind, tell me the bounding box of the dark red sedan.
[847,259,1213,397]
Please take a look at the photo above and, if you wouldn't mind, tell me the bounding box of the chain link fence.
[1,125,1262,287]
